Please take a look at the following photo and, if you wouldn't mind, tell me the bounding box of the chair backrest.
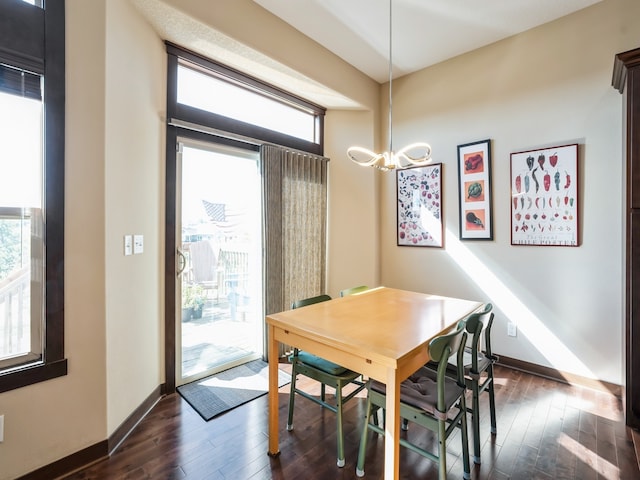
[429,324,467,365]
[463,303,494,372]
[292,294,332,309]
[429,324,468,410]
[339,285,369,297]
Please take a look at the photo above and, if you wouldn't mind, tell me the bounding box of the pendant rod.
[388,0,393,155]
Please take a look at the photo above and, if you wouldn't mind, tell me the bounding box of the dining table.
[266,286,483,479]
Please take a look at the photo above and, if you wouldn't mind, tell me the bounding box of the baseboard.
[108,385,163,454]
[631,428,640,472]
[498,354,621,397]
[17,384,164,480]
[16,441,108,480]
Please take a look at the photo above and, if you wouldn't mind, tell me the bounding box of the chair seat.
[370,366,465,415]
[448,347,493,376]
[291,351,350,376]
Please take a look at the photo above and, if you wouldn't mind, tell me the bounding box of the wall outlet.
[507,321,517,337]
[0,414,4,442]
[133,234,144,254]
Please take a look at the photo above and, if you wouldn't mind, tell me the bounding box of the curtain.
[262,144,329,356]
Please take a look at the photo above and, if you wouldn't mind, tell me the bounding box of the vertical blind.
[262,144,329,356]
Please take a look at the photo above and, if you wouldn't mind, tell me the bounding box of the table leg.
[384,368,401,479]
[267,323,280,457]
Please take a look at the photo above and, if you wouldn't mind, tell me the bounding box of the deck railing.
[0,266,30,358]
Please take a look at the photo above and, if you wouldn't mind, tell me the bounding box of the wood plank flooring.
[62,365,639,479]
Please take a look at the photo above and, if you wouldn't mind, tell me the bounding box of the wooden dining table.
[266,287,483,479]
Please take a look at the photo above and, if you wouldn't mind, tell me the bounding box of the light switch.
[133,234,144,254]
[124,235,133,256]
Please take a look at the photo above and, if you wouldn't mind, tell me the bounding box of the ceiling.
[253,0,602,83]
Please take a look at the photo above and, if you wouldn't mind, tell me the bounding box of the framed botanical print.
[510,144,579,246]
[397,164,443,247]
[457,139,493,240]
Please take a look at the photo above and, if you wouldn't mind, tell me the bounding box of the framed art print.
[397,164,443,247]
[457,139,493,240]
[510,143,579,246]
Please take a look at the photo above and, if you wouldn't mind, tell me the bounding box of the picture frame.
[397,163,443,247]
[457,139,493,240]
[510,143,579,246]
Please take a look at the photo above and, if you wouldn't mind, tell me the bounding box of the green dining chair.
[287,294,366,467]
[339,285,383,426]
[427,303,497,464]
[356,323,471,480]
[339,285,370,297]
[458,303,497,464]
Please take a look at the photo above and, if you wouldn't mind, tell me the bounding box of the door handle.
[177,248,187,276]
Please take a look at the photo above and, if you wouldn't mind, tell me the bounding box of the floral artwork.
[397,164,443,247]
[457,140,493,240]
[510,144,579,246]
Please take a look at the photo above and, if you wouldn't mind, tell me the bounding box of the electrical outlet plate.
[507,321,517,337]
[133,234,143,254]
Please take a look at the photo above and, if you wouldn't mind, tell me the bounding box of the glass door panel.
[177,139,263,386]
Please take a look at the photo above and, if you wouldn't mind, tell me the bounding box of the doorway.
[176,139,263,386]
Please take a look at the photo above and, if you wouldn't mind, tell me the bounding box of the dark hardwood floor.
[62,365,639,479]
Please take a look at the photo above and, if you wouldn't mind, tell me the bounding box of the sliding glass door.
[176,139,263,386]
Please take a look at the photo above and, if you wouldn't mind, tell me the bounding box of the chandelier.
[347,0,432,171]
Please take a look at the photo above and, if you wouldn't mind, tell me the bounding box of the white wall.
[104,0,165,435]
[380,0,640,385]
[325,109,381,297]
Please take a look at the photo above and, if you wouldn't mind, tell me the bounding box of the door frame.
[164,125,260,393]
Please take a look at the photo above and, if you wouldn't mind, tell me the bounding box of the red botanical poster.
[510,144,579,246]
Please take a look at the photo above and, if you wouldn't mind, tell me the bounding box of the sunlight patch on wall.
[444,230,596,380]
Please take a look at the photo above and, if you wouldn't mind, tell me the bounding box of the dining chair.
[287,294,366,467]
[339,285,370,297]
[460,303,497,464]
[338,285,384,426]
[428,303,496,464]
[356,324,471,480]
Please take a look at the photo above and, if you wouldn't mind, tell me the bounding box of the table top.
[266,287,483,369]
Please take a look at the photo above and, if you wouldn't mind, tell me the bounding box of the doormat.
[178,359,291,421]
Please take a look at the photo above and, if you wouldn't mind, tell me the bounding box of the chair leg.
[488,365,497,435]
[355,393,373,477]
[437,416,448,480]
[286,366,298,431]
[459,395,471,480]
[336,382,345,467]
[472,380,481,464]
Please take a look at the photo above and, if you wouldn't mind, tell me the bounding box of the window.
[0,82,44,371]
[167,43,325,156]
[177,63,318,143]
[0,0,66,392]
